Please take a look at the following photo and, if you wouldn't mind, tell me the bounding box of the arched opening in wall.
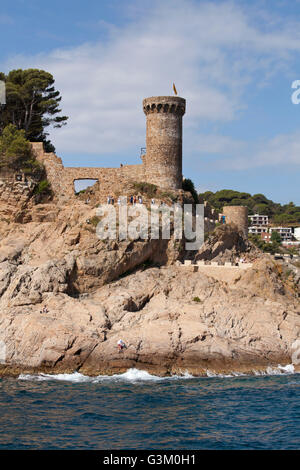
[74,179,99,196]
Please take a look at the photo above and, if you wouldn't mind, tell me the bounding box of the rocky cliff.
[0,183,299,377]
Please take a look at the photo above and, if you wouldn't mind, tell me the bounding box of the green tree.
[199,189,300,224]
[0,69,68,151]
[0,124,42,177]
[0,124,31,168]
[182,178,199,203]
[271,231,281,244]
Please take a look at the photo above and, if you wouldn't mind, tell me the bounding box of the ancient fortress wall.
[223,206,248,238]
[31,95,186,201]
[31,142,145,201]
[143,96,185,190]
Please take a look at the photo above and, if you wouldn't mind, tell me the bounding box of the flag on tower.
[173,83,178,95]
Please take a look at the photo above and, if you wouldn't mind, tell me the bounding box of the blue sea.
[0,367,299,450]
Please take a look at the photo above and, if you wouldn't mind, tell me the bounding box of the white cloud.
[2,0,300,169]
[225,131,300,169]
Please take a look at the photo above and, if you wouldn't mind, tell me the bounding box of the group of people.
[129,195,143,205]
[107,195,116,205]
[117,339,127,352]
[106,195,161,207]
[107,196,126,205]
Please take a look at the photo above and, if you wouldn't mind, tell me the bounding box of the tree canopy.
[0,69,68,152]
[0,124,42,176]
[182,178,199,203]
[200,189,300,224]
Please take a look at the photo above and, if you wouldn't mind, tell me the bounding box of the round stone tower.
[143,96,186,190]
[223,206,249,239]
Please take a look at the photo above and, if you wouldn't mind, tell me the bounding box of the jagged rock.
[0,182,299,377]
[195,224,260,263]
[0,259,299,377]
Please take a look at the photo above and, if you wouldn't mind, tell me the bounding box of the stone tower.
[143,96,186,190]
[223,206,249,239]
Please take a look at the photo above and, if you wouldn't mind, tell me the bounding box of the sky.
[0,0,300,204]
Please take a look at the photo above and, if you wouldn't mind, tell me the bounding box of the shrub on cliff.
[33,179,52,196]
[182,178,199,203]
[132,182,157,198]
[0,124,31,169]
[0,124,49,182]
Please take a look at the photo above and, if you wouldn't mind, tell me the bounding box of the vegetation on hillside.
[199,189,300,224]
[0,68,68,152]
[182,178,199,203]
[132,182,157,198]
[0,124,52,198]
[248,234,280,254]
[0,124,43,177]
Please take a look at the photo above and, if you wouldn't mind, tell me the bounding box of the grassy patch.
[132,181,157,198]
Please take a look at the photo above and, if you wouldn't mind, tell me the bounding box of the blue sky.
[0,0,300,204]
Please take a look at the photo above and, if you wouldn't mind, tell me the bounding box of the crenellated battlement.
[143,96,186,116]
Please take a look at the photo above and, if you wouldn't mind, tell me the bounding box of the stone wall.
[31,95,186,200]
[0,176,35,219]
[143,96,185,190]
[31,143,145,201]
[223,205,248,239]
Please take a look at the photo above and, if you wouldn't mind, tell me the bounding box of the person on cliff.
[130,195,133,205]
[117,339,126,352]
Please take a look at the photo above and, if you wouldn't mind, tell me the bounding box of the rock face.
[195,224,261,263]
[0,188,299,377]
[0,254,299,376]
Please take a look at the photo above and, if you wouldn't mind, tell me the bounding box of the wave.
[17,364,297,383]
[253,364,295,376]
[18,368,194,383]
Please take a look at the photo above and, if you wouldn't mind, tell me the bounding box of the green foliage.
[0,68,68,151]
[0,125,49,190]
[33,179,51,195]
[182,178,199,203]
[248,233,280,254]
[270,231,281,243]
[132,181,157,198]
[89,216,101,227]
[193,296,202,303]
[0,124,31,168]
[160,191,178,202]
[199,189,300,224]
[0,124,45,177]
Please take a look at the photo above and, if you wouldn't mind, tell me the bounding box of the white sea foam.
[18,368,194,383]
[18,372,90,382]
[17,364,297,383]
[253,364,295,376]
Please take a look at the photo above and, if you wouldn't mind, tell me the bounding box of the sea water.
[0,367,299,449]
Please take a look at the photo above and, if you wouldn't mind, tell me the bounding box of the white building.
[249,214,269,226]
[248,226,267,235]
[269,227,293,242]
[294,227,300,241]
